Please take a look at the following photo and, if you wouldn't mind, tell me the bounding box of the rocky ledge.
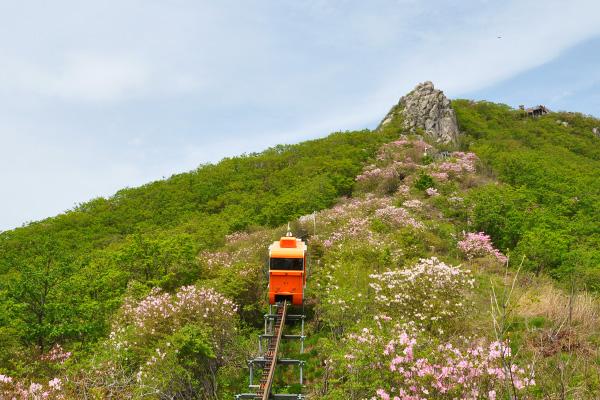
[379,81,460,144]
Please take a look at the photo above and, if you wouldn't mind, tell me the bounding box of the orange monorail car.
[268,234,307,305]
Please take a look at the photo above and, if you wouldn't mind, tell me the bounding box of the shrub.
[355,164,402,195]
[374,206,424,230]
[458,232,507,264]
[369,257,474,333]
[514,227,568,274]
[374,334,534,400]
[328,318,534,400]
[0,375,66,399]
[435,152,478,175]
[74,286,240,398]
[414,174,435,191]
[425,187,439,197]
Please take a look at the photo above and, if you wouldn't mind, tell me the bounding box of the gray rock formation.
[379,81,460,143]
[593,127,599,138]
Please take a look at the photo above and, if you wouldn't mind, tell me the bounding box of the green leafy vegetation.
[0,129,394,373]
[453,100,600,285]
[1,98,600,399]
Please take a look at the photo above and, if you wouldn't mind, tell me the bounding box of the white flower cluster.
[369,257,474,328]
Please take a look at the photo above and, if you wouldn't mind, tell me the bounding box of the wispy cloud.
[0,0,599,230]
[2,53,206,102]
[25,53,148,101]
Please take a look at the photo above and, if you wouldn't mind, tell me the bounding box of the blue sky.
[1,0,599,231]
[463,36,600,115]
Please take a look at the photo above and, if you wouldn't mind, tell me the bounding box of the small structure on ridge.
[523,105,550,117]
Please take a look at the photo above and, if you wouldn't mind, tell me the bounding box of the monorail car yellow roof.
[269,236,307,258]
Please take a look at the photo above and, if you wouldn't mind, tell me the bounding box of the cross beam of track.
[256,300,287,400]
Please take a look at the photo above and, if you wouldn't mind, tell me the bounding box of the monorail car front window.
[270,257,304,271]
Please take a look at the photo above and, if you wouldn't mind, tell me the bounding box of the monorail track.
[257,300,287,399]
[236,300,305,400]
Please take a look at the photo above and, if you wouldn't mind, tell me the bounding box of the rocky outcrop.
[379,81,460,144]
[593,127,599,138]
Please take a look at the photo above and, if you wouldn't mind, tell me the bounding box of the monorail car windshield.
[270,257,304,271]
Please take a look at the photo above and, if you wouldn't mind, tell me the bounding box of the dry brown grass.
[518,283,600,397]
[518,283,600,332]
[460,172,492,189]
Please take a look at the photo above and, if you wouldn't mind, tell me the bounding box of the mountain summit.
[379,81,460,143]
[1,88,600,398]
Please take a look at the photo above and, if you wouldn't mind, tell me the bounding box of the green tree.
[515,227,569,275]
[8,238,73,353]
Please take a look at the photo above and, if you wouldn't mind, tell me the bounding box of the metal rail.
[256,300,287,400]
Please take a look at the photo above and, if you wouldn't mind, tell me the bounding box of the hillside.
[0,130,394,359]
[455,100,600,286]
[1,83,600,399]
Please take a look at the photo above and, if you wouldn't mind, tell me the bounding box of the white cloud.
[46,53,150,101]
[5,53,149,102]
[1,53,207,103]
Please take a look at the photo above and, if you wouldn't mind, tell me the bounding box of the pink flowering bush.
[320,195,391,223]
[374,137,431,163]
[402,199,423,209]
[434,152,478,176]
[356,138,436,195]
[374,206,424,229]
[356,163,404,194]
[458,232,508,264]
[369,258,474,332]
[0,375,65,399]
[430,171,449,182]
[396,184,411,197]
[200,247,258,270]
[119,285,237,342]
[323,216,374,248]
[200,249,234,269]
[321,197,425,248]
[75,285,240,398]
[41,344,72,365]
[376,139,411,161]
[374,334,534,399]
[356,164,399,182]
[327,316,534,400]
[355,136,469,199]
[319,196,393,248]
[425,187,439,197]
[224,230,251,243]
[0,344,71,398]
